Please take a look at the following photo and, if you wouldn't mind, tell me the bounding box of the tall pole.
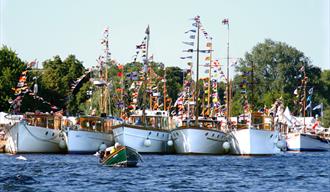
[225,19,230,123]
[149,69,152,110]
[251,61,254,112]
[207,40,212,117]
[142,25,150,126]
[163,69,167,111]
[120,65,124,118]
[195,20,200,127]
[303,70,307,133]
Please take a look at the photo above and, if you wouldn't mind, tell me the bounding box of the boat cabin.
[76,116,122,133]
[128,110,170,130]
[181,118,223,130]
[236,112,272,130]
[25,112,62,129]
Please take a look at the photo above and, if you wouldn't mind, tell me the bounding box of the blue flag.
[308,87,313,95]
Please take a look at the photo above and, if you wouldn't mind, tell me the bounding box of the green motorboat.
[100,146,142,167]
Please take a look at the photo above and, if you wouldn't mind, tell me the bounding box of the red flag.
[19,76,27,82]
[117,65,124,70]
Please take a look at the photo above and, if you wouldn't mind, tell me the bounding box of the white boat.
[171,118,229,154]
[279,107,330,151]
[63,116,120,154]
[286,133,330,151]
[229,112,285,155]
[5,112,66,154]
[229,128,282,155]
[113,110,173,153]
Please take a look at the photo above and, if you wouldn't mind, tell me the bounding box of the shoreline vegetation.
[0,39,329,127]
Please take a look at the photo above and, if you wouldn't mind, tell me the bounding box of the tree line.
[0,39,329,126]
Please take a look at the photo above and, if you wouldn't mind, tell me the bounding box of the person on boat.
[100,143,121,161]
[114,142,121,150]
[311,115,320,134]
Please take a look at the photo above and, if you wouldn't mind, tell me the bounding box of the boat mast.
[207,40,212,116]
[142,25,150,125]
[163,69,167,111]
[195,18,200,127]
[120,64,124,118]
[251,61,254,112]
[303,68,307,133]
[149,68,152,110]
[224,19,231,125]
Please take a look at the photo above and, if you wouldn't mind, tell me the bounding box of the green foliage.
[232,39,322,116]
[165,66,183,103]
[1,41,328,123]
[0,46,25,112]
[322,108,330,127]
[38,55,85,112]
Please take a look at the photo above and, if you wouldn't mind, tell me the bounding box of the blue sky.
[1,0,329,77]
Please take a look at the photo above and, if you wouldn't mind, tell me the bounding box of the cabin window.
[48,119,54,129]
[205,132,209,136]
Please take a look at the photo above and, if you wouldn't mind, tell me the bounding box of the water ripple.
[0,152,329,192]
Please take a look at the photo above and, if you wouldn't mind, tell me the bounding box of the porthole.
[52,132,55,136]
[45,131,48,135]
[217,135,219,138]
[157,133,159,137]
[212,133,215,137]
[205,132,209,136]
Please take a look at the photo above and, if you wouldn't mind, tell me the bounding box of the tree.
[232,39,322,116]
[39,55,85,112]
[165,66,183,104]
[0,46,25,112]
[318,70,330,127]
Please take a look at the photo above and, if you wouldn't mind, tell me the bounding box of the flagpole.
[195,19,200,127]
[303,69,307,133]
[310,88,312,117]
[163,69,167,111]
[207,40,212,117]
[142,25,150,126]
[224,19,231,126]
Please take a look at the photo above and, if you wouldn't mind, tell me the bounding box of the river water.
[0,152,329,192]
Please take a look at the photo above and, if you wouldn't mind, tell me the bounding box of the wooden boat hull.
[101,146,141,167]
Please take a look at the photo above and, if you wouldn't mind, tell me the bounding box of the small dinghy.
[100,143,142,167]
